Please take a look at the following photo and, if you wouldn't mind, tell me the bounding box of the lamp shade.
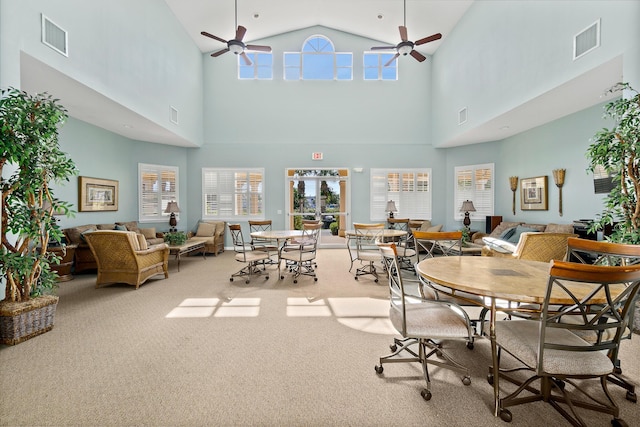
[459,200,476,213]
[386,200,398,213]
[164,201,181,214]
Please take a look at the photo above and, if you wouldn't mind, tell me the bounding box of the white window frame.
[284,35,353,81]
[363,52,398,80]
[238,52,273,80]
[454,163,494,221]
[138,163,179,223]
[202,168,265,221]
[370,168,432,221]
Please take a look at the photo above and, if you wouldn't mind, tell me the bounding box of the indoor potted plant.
[0,88,77,345]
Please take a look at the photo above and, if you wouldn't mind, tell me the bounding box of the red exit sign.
[312,152,323,160]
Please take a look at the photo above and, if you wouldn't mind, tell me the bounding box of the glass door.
[286,169,349,248]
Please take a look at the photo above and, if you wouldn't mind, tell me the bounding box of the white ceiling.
[20,1,623,148]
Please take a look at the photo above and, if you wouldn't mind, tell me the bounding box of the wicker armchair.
[84,230,169,289]
[481,232,577,262]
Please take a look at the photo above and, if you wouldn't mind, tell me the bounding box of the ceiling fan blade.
[399,26,408,42]
[415,33,442,46]
[246,44,272,52]
[410,50,426,62]
[371,46,395,50]
[201,31,227,44]
[210,48,230,58]
[240,52,252,66]
[235,25,247,42]
[384,53,400,67]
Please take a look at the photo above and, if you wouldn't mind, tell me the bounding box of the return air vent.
[573,19,600,60]
[170,106,179,124]
[458,107,468,125]
[41,14,68,57]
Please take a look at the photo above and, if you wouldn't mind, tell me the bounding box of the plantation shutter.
[370,169,432,221]
[454,163,494,220]
[138,164,178,222]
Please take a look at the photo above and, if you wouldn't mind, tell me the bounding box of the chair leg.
[355,261,379,282]
[230,261,268,284]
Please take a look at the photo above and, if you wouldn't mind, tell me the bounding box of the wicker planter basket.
[0,295,59,345]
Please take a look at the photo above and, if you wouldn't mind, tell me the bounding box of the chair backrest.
[84,230,140,269]
[567,237,640,266]
[537,260,640,375]
[354,223,385,254]
[378,243,410,335]
[229,224,250,260]
[249,219,274,246]
[388,218,409,231]
[413,230,462,259]
[513,232,577,262]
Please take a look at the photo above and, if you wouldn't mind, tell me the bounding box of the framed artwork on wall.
[520,176,548,210]
[78,176,119,212]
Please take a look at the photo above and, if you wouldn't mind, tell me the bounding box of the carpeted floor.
[1,248,638,426]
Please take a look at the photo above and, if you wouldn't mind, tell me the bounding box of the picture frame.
[520,176,548,210]
[78,176,119,212]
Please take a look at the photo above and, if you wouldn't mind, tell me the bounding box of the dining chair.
[375,243,473,401]
[248,220,279,265]
[566,237,640,403]
[387,218,416,271]
[278,221,321,283]
[491,259,640,425]
[228,223,270,284]
[349,223,385,282]
[413,230,463,260]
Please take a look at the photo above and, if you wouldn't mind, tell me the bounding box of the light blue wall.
[432,0,640,147]
[0,0,204,146]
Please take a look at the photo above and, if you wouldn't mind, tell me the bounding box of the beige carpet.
[1,249,639,426]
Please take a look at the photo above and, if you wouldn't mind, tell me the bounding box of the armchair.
[84,230,169,289]
[481,232,576,262]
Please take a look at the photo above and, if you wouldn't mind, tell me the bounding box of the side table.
[49,244,77,281]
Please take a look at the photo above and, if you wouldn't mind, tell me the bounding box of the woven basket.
[0,295,59,345]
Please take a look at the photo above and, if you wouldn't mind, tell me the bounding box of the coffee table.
[167,239,206,271]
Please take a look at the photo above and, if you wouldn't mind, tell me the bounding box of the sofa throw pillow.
[117,221,139,233]
[196,222,216,237]
[140,227,156,240]
[136,234,148,250]
[545,223,575,233]
[507,225,541,243]
[483,237,517,254]
[419,220,433,231]
[426,224,443,232]
[115,224,128,231]
[499,226,517,241]
[490,221,522,238]
[96,223,116,230]
[80,228,96,242]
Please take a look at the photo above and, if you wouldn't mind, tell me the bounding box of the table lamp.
[165,201,181,232]
[386,200,398,219]
[459,200,476,229]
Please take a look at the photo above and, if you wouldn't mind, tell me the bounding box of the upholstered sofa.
[471,221,574,245]
[84,230,169,289]
[186,220,226,255]
[63,221,165,273]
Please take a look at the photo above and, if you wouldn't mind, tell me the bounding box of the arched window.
[284,35,352,80]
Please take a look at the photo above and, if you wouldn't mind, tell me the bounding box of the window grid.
[284,35,352,81]
[238,52,273,80]
[454,163,494,221]
[363,52,398,80]
[371,168,432,221]
[202,168,265,220]
[138,163,178,223]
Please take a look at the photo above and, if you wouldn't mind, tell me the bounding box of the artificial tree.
[0,88,77,304]
[586,82,640,243]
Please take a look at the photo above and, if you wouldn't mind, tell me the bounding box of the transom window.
[238,52,273,80]
[370,169,432,221]
[138,163,178,223]
[284,35,353,80]
[363,52,398,80]
[202,168,264,220]
[454,163,494,221]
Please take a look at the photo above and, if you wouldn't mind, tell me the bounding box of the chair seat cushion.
[280,251,316,262]
[357,250,381,262]
[495,319,613,376]
[236,251,269,262]
[390,302,470,339]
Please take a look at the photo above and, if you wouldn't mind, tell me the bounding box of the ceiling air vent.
[41,14,68,57]
[458,107,468,125]
[170,106,179,125]
[573,19,600,60]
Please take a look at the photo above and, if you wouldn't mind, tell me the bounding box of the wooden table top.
[415,256,619,306]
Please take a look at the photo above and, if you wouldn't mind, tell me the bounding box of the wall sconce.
[459,200,476,230]
[552,169,566,217]
[386,200,398,219]
[509,176,518,215]
[164,201,181,232]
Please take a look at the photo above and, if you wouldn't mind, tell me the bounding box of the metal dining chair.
[228,223,270,284]
[348,223,385,282]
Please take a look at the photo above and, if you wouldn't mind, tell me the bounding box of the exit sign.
[312,152,323,160]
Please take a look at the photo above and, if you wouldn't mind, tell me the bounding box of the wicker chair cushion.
[495,318,613,376]
[196,222,216,237]
[418,220,433,231]
[136,234,148,250]
[391,302,469,339]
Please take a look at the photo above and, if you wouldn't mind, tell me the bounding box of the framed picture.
[78,176,119,212]
[520,176,548,210]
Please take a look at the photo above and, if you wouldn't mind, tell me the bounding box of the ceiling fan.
[371,0,442,67]
[200,0,271,66]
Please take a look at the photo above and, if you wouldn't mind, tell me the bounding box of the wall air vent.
[573,19,600,60]
[458,107,468,125]
[41,14,68,57]
[170,106,179,125]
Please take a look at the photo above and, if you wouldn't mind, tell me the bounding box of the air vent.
[170,106,179,124]
[41,14,68,57]
[574,19,600,60]
[458,107,468,125]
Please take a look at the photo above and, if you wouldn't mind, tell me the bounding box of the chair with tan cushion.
[188,220,226,255]
[84,230,169,289]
